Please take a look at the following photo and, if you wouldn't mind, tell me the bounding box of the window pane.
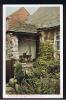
[56,32,60,40]
[57,41,60,50]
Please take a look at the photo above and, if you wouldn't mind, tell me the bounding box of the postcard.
[3,4,63,98]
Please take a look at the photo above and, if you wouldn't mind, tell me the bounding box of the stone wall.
[6,33,36,61]
[6,33,19,60]
[39,28,60,58]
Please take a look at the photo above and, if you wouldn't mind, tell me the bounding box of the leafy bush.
[14,61,26,84]
[34,41,60,75]
[7,41,60,94]
[32,41,60,94]
[9,78,17,88]
[15,83,23,94]
[39,41,54,60]
[6,86,16,94]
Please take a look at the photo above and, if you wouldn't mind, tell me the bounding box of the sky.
[6,7,39,17]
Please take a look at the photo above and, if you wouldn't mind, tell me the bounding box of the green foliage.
[32,41,60,94]
[14,61,26,84]
[34,41,60,76]
[9,78,17,88]
[6,86,16,94]
[15,83,23,94]
[7,41,60,94]
[39,41,54,61]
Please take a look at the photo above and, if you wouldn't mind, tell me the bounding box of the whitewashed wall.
[18,37,36,60]
[6,33,19,60]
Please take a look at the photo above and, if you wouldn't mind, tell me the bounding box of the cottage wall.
[18,36,36,60]
[6,33,19,60]
[38,27,60,58]
[40,31,45,43]
[39,30,54,43]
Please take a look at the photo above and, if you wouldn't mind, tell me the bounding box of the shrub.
[33,41,60,94]
[39,41,54,61]
[15,83,23,94]
[6,86,16,94]
[9,78,17,88]
[40,78,60,94]
[14,61,26,84]
[47,59,60,74]
[15,81,34,94]
[8,41,60,94]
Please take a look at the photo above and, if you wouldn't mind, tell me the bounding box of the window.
[54,31,60,50]
[56,32,60,50]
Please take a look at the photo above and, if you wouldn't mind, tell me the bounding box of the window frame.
[54,31,60,51]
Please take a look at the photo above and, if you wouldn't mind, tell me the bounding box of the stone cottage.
[6,7,60,82]
[30,7,60,52]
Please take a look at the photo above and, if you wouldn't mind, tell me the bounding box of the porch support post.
[40,31,45,43]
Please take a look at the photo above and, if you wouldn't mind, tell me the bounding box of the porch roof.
[7,31,39,37]
[37,25,60,32]
[7,22,37,33]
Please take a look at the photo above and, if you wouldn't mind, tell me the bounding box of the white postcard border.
[3,4,63,98]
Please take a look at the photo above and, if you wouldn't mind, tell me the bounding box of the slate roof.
[7,21,37,33]
[29,7,60,28]
[6,7,37,33]
[7,7,60,34]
